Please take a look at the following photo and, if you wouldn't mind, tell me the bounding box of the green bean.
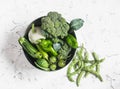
[84,62,97,77]
[96,64,100,73]
[84,51,89,61]
[67,59,78,82]
[73,62,79,71]
[70,61,84,76]
[77,44,84,59]
[92,52,99,72]
[83,58,104,64]
[76,71,85,86]
[83,67,103,81]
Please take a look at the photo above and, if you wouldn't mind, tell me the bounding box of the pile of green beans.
[67,44,105,86]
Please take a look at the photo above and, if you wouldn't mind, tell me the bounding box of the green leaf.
[70,18,84,30]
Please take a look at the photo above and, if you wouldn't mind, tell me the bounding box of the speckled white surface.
[0,0,120,89]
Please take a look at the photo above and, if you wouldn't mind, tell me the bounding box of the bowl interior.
[23,17,76,71]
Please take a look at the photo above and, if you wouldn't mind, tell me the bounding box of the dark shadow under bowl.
[23,17,76,71]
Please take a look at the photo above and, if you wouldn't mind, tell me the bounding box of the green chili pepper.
[66,34,78,49]
[38,39,58,56]
[36,44,48,60]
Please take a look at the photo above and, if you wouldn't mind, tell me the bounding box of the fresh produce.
[53,43,61,51]
[18,37,42,59]
[57,43,71,60]
[36,44,48,60]
[34,60,50,71]
[18,11,105,87]
[28,24,45,44]
[37,39,58,56]
[58,59,66,68]
[19,12,79,71]
[66,34,78,48]
[70,18,84,30]
[67,44,105,86]
[50,64,57,71]
[50,56,57,63]
[41,12,70,38]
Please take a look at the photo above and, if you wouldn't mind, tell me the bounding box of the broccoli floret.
[41,12,70,38]
[57,43,71,60]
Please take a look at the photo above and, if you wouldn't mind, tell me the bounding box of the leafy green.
[53,43,61,51]
[70,18,84,30]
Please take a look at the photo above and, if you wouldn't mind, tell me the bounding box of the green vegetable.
[18,37,42,59]
[83,67,103,81]
[50,64,57,71]
[66,34,78,48]
[38,39,58,56]
[52,38,64,45]
[58,59,66,67]
[70,18,84,30]
[76,71,85,86]
[53,43,61,51]
[28,24,45,44]
[35,58,49,68]
[41,12,70,38]
[35,61,50,71]
[67,44,104,86]
[36,44,49,60]
[92,52,100,73]
[50,56,57,63]
[57,43,71,60]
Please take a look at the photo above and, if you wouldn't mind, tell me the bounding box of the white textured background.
[0,0,120,89]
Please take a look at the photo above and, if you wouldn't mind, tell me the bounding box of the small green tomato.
[58,59,66,68]
[50,64,57,71]
[50,56,57,63]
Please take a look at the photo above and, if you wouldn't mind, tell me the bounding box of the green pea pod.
[76,71,85,86]
[83,67,103,82]
[70,18,84,30]
[66,34,78,49]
